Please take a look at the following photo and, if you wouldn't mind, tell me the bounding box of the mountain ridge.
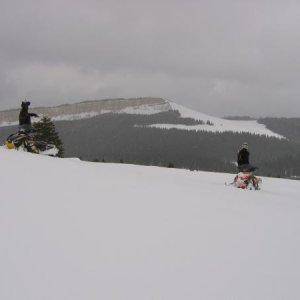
[0,97,282,137]
[0,97,170,124]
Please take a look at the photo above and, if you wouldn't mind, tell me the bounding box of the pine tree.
[33,116,64,157]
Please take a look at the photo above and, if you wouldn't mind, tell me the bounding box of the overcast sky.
[0,0,299,117]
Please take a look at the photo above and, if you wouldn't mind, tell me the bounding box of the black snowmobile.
[5,130,59,156]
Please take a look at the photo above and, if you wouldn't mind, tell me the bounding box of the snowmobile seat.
[238,164,257,172]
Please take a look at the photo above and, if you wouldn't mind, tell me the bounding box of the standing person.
[235,142,260,189]
[237,142,250,171]
[19,101,39,132]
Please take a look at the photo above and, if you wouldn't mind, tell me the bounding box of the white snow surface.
[51,111,100,121]
[117,103,171,115]
[1,148,300,300]
[147,122,283,138]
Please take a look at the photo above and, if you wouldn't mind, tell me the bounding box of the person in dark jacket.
[19,101,38,131]
[237,142,249,165]
[237,142,252,172]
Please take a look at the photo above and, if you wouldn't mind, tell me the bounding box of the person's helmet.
[242,142,249,150]
[21,101,31,108]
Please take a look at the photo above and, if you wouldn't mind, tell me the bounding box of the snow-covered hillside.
[0,98,282,137]
[1,148,300,300]
[160,102,283,138]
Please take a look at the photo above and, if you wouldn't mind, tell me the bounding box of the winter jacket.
[19,108,38,126]
[237,148,249,166]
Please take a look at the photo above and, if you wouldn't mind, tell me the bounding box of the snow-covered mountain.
[153,102,283,138]
[1,148,299,299]
[0,98,282,137]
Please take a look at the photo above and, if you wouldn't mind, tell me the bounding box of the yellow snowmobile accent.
[5,141,15,149]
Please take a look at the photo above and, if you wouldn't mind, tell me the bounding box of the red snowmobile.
[233,172,262,190]
[230,165,262,190]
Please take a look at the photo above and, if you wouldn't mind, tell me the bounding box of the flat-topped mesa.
[0,97,171,124]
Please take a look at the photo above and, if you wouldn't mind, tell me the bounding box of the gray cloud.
[0,0,299,116]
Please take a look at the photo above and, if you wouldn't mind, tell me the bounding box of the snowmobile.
[228,165,262,190]
[5,130,59,156]
[233,172,262,190]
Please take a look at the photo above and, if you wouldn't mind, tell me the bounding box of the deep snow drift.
[1,148,300,300]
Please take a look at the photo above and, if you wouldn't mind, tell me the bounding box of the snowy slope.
[147,122,283,137]
[155,102,283,138]
[1,148,300,300]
